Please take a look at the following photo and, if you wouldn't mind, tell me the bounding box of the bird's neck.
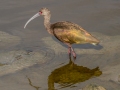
[44,14,53,34]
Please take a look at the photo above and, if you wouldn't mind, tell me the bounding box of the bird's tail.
[86,35,100,46]
[91,39,99,46]
[92,42,99,46]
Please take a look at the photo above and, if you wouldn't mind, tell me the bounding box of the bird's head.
[39,8,50,16]
[24,7,50,28]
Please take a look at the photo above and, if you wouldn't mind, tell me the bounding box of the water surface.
[0,0,120,90]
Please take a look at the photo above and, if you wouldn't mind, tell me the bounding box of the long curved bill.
[24,13,40,28]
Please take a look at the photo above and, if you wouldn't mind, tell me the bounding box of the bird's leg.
[65,43,76,60]
[65,43,72,59]
[71,47,76,60]
[68,47,71,59]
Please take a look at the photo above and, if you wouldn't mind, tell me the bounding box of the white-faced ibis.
[24,8,99,59]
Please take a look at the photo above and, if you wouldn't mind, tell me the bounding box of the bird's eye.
[40,11,42,14]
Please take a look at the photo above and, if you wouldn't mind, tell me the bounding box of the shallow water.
[0,0,120,90]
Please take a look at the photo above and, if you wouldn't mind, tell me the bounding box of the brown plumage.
[24,7,99,59]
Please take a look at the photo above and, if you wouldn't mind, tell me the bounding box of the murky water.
[0,0,120,90]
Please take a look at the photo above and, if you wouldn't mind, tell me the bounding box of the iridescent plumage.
[51,21,99,45]
[24,8,99,59]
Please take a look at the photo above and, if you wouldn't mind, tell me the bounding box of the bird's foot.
[72,51,76,60]
[73,56,76,60]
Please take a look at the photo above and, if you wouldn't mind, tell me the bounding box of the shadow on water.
[48,59,102,90]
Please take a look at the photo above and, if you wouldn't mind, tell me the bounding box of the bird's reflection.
[48,59,102,90]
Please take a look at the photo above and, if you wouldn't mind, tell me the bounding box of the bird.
[24,7,99,59]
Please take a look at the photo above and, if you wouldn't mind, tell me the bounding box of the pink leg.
[65,43,72,59]
[68,47,71,56]
[71,47,76,59]
[68,47,71,59]
[65,43,76,59]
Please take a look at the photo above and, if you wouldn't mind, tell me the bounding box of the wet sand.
[0,0,120,90]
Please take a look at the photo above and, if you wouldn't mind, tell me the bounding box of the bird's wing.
[51,21,99,44]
